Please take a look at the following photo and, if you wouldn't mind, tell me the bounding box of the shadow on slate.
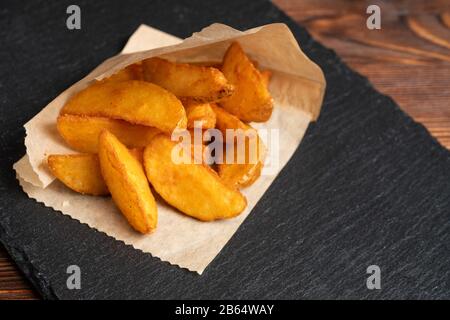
[0,0,449,299]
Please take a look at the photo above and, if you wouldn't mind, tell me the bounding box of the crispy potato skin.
[61,80,186,133]
[260,70,272,88]
[128,148,144,164]
[143,134,247,221]
[142,57,234,102]
[48,154,109,196]
[211,105,266,188]
[183,101,216,129]
[101,63,143,83]
[211,104,248,134]
[217,131,266,189]
[57,114,160,153]
[99,130,157,234]
[48,149,143,196]
[218,155,263,188]
[191,61,222,69]
[220,42,273,122]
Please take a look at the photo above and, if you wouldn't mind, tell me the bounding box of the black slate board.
[0,0,449,300]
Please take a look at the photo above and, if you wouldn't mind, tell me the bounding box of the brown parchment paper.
[13,23,325,274]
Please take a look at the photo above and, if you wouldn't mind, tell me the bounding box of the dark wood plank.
[274,0,450,149]
[0,244,39,300]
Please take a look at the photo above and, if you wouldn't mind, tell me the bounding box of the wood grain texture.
[273,0,450,149]
[1,0,449,299]
[0,245,38,299]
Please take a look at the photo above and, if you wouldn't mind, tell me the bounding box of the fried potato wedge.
[48,154,109,196]
[99,130,157,234]
[142,57,234,102]
[218,143,265,189]
[47,149,144,196]
[189,130,211,164]
[220,42,273,122]
[57,114,160,153]
[184,101,216,129]
[191,61,222,69]
[101,63,143,83]
[211,105,266,188]
[218,155,263,188]
[143,134,247,221]
[260,70,272,88]
[211,104,248,134]
[61,80,186,133]
[129,147,144,164]
[173,129,210,164]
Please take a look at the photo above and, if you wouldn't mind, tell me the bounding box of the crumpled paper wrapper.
[13,23,325,274]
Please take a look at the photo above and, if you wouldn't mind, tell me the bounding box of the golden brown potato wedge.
[218,155,263,188]
[99,130,157,234]
[47,148,144,196]
[143,134,247,221]
[142,57,234,102]
[184,101,216,129]
[57,114,160,153]
[61,80,186,133]
[220,42,273,122]
[211,105,266,188]
[260,70,272,88]
[191,61,222,69]
[47,154,109,196]
[101,63,143,83]
[211,104,248,134]
[173,129,209,164]
[189,130,212,165]
[129,147,144,164]
[218,142,265,189]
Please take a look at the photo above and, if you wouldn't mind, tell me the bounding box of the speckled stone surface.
[0,0,449,299]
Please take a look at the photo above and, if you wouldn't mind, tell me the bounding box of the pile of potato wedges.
[48,41,273,234]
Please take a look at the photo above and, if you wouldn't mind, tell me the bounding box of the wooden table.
[1,0,449,300]
[275,0,450,148]
[0,246,38,299]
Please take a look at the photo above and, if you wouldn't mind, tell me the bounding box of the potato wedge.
[47,154,109,196]
[61,80,186,133]
[142,57,234,102]
[172,129,209,164]
[218,157,264,188]
[57,114,160,153]
[184,101,216,129]
[129,147,144,164]
[211,105,266,188]
[101,63,143,83]
[143,134,247,221]
[99,130,157,234]
[189,129,212,165]
[48,149,144,196]
[218,143,265,188]
[191,61,222,69]
[211,104,248,134]
[260,70,272,88]
[220,42,273,122]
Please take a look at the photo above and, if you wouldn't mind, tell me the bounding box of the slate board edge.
[2,180,204,295]
[0,234,57,299]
